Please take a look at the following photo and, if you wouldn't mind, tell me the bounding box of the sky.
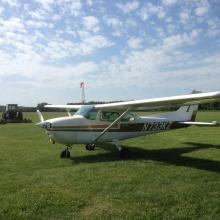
[0,0,220,106]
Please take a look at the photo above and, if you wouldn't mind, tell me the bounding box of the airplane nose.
[36,121,46,128]
[36,121,52,129]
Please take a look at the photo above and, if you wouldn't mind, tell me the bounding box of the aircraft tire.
[85,144,95,151]
[60,149,70,159]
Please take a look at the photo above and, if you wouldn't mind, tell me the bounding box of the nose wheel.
[85,144,95,151]
[60,146,71,159]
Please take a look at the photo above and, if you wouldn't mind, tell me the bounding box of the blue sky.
[0,0,220,106]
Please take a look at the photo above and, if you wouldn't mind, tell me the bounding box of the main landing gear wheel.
[119,148,130,159]
[85,144,95,151]
[60,147,71,159]
[113,141,131,159]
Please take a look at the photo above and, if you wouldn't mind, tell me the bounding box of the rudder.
[176,104,199,121]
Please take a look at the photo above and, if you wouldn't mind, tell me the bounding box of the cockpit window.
[121,112,138,122]
[75,106,98,120]
[100,111,139,122]
[101,111,120,122]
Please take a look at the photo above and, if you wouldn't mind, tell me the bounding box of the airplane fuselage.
[43,114,186,145]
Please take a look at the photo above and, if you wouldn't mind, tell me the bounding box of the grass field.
[0,111,220,220]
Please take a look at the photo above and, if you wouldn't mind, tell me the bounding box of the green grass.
[0,111,220,220]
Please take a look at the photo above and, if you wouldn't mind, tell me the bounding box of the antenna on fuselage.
[80,81,85,104]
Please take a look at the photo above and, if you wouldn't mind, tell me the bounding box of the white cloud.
[34,0,54,10]
[190,29,200,39]
[0,7,4,15]
[105,16,124,36]
[161,0,177,6]
[0,0,219,104]
[180,11,190,24]
[126,19,137,28]
[0,56,99,105]
[195,1,209,16]
[116,1,139,14]
[195,6,208,16]
[80,35,113,54]
[0,17,26,33]
[163,34,183,48]
[0,48,97,82]
[138,7,149,21]
[86,0,93,6]
[95,48,170,90]
[69,0,82,16]
[52,14,62,21]
[2,0,19,7]
[83,16,100,33]
[127,37,142,49]
[207,19,220,37]
[0,29,44,67]
[163,30,201,50]
[165,17,173,23]
[106,17,123,29]
[40,34,113,60]
[89,48,220,100]
[58,0,82,17]
[138,3,165,21]
[29,9,46,20]
[26,20,50,29]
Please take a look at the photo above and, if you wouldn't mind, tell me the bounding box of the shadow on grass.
[70,142,220,173]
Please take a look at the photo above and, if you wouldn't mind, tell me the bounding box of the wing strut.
[92,107,131,143]
[67,110,71,117]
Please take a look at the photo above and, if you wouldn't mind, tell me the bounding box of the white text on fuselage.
[142,121,171,132]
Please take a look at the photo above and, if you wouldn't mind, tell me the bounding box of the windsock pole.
[80,82,85,104]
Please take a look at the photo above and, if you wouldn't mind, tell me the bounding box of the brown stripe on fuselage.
[47,121,189,132]
[50,124,119,130]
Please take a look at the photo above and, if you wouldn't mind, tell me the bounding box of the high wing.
[45,104,82,110]
[44,91,220,111]
[94,91,220,110]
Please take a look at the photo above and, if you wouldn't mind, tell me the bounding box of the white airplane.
[37,91,220,159]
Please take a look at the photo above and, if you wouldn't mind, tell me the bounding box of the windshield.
[75,105,98,120]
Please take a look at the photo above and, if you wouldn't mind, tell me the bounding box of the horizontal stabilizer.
[178,121,220,127]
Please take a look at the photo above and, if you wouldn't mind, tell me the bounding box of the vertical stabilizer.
[149,104,199,122]
[175,104,198,121]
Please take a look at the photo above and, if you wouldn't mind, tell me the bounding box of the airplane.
[36,91,220,159]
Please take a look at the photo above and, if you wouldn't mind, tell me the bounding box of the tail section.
[175,104,199,121]
[176,105,220,127]
[152,104,220,127]
[150,104,199,122]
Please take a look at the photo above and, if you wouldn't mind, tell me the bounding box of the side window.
[101,111,120,122]
[121,112,136,122]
